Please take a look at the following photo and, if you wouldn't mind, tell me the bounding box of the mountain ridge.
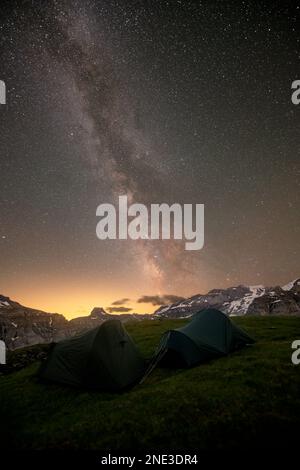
[154,279,300,318]
[1,278,299,349]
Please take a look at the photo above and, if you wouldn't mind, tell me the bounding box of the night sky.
[0,0,299,318]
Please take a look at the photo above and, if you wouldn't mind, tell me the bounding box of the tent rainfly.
[39,320,145,391]
[152,308,255,369]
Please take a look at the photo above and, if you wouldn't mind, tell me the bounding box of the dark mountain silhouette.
[1,278,299,350]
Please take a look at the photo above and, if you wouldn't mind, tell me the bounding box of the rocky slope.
[69,307,150,333]
[154,279,300,318]
[1,278,299,350]
[0,297,150,350]
[0,295,70,350]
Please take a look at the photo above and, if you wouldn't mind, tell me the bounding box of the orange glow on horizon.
[2,281,161,319]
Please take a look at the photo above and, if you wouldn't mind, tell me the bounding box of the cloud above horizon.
[111,298,131,306]
[137,294,185,306]
[107,306,132,313]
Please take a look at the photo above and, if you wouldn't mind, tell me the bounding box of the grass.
[0,316,300,450]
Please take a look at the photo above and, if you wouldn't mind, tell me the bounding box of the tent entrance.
[158,348,188,368]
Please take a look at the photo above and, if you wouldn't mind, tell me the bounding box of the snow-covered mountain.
[154,279,300,318]
[282,279,300,292]
[1,278,299,350]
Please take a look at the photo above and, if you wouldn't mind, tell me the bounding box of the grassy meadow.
[0,316,300,450]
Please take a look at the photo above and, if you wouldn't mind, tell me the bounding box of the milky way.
[43,3,177,288]
[0,0,299,316]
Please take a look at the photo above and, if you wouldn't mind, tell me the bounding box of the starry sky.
[0,0,299,318]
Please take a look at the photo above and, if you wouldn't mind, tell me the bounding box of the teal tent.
[152,308,254,368]
[39,320,145,391]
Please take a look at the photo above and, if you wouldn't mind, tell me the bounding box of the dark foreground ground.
[0,316,300,451]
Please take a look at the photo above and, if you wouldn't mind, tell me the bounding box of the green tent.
[39,320,145,391]
[153,308,254,368]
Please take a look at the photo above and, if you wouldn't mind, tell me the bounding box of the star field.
[0,0,299,317]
